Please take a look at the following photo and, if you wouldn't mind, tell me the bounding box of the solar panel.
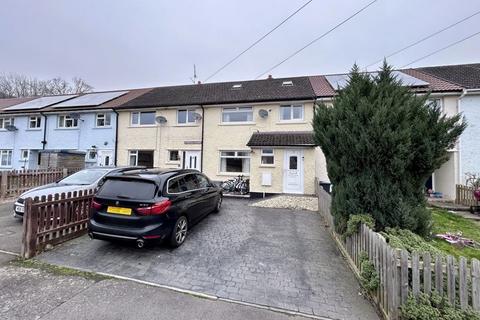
[3,95,77,111]
[325,71,428,90]
[52,91,128,108]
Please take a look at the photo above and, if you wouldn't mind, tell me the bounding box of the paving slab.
[38,198,379,320]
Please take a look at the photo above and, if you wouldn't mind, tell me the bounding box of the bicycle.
[220,175,250,195]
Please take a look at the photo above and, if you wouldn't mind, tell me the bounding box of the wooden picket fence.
[21,189,95,259]
[317,186,480,320]
[456,184,478,207]
[0,168,67,199]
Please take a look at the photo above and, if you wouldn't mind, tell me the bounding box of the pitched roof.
[417,63,480,89]
[0,97,37,110]
[41,88,154,112]
[308,68,463,98]
[117,77,316,109]
[247,131,315,147]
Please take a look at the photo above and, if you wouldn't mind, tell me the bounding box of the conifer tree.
[313,62,466,236]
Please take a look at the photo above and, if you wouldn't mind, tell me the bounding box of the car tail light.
[91,200,103,210]
[136,200,171,216]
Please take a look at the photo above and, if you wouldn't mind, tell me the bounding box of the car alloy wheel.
[175,217,188,245]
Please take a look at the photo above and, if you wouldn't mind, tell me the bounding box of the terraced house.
[0,89,149,169]
[0,63,476,199]
[115,76,319,197]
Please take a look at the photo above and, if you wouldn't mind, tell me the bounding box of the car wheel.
[213,195,222,213]
[169,216,188,248]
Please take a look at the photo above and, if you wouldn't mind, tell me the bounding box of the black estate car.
[88,169,222,248]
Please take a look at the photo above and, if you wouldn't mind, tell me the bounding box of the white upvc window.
[261,149,274,165]
[222,107,253,123]
[96,113,111,127]
[280,104,304,121]
[177,109,196,124]
[20,149,29,161]
[131,111,155,126]
[28,116,42,129]
[220,151,250,174]
[58,115,78,128]
[168,150,180,162]
[129,150,139,166]
[0,117,15,129]
[0,150,12,167]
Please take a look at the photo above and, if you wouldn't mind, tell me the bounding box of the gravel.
[250,195,318,212]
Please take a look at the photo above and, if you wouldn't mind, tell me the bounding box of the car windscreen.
[59,169,110,185]
[97,179,157,200]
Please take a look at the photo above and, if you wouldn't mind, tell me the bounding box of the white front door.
[283,149,304,194]
[97,150,114,167]
[184,151,201,171]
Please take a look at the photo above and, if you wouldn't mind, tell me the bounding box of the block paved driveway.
[38,198,378,320]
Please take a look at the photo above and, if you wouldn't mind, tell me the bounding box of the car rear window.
[98,179,157,200]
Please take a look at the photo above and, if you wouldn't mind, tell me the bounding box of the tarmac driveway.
[0,201,22,254]
[38,198,378,320]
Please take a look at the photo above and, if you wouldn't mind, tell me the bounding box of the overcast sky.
[1,0,479,91]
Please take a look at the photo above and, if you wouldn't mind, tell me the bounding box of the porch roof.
[247,131,315,147]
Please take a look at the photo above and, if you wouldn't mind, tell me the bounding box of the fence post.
[21,198,38,259]
[62,168,68,178]
[0,171,7,199]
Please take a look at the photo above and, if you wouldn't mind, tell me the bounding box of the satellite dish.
[69,113,81,120]
[258,109,269,118]
[155,116,167,124]
[193,112,202,121]
[5,125,17,131]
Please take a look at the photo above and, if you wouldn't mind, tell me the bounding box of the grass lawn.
[430,208,480,260]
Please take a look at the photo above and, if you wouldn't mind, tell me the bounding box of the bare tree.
[0,73,94,98]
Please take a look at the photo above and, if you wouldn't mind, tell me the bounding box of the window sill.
[259,164,275,168]
[173,124,199,127]
[166,161,181,164]
[276,120,307,124]
[218,122,255,126]
[26,128,42,131]
[93,126,112,129]
[217,172,250,177]
[55,127,79,130]
[128,125,156,128]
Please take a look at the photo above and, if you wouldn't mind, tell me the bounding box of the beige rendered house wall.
[202,101,316,189]
[116,107,202,168]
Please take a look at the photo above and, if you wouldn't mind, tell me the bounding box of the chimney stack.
[267,75,273,79]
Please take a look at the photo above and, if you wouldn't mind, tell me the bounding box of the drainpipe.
[200,105,205,172]
[457,89,468,185]
[40,112,47,150]
[113,109,119,166]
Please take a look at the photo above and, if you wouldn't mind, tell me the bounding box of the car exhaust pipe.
[88,232,94,240]
[136,239,145,249]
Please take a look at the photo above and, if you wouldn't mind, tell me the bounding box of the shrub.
[343,214,375,239]
[382,227,442,256]
[400,292,480,320]
[359,252,379,292]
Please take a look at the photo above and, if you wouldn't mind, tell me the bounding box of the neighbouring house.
[309,69,465,200]
[115,76,319,197]
[418,63,480,184]
[0,89,151,170]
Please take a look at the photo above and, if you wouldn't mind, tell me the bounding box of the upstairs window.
[261,149,274,165]
[177,109,196,124]
[29,116,42,129]
[280,104,304,121]
[96,113,111,127]
[131,111,155,126]
[58,115,78,128]
[0,117,14,129]
[222,107,253,123]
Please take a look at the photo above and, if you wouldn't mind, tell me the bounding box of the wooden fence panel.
[412,252,420,298]
[423,253,432,295]
[473,259,480,311]
[21,189,94,258]
[456,184,478,207]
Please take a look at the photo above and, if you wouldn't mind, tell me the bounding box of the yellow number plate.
[107,206,132,215]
